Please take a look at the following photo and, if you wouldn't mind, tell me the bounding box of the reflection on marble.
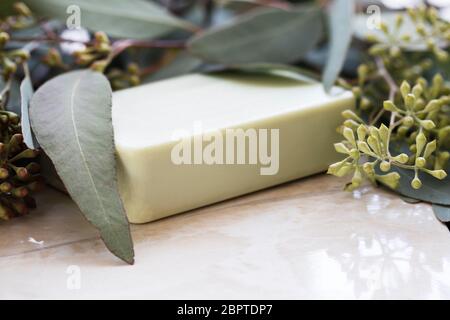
[0,174,449,299]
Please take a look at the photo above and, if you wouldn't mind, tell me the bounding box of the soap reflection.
[129,179,450,299]
[316,191,450,299]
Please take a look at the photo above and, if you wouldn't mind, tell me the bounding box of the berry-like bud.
[427,169,447,180]
[376,172,401,189]
[412,84,423,98]
[334,143,349,154]
[363,162,375,176]
[420,120,436,130]
[15,167,29,181]
[415,157,426,168]
[0,32,10,47]
[357,125,367,141]
[360,97,371,110]
[402,116,414,127]
[383,100,398,112]
[405,94,416,109]
[13,2,32,17]
[11,49,30,62]
[343,127,356,146]
[424,140,437,159]
[411,177,422,189]
[380,161,391,172]
[12,187,28,198]
[393,153,409,164]
[400,81,411,98]
[416,132,427,156]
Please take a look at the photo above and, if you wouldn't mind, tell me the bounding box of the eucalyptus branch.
[375,57,398,101]
[329,5,450,192]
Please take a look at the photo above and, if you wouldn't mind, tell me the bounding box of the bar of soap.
[112,74,354,224]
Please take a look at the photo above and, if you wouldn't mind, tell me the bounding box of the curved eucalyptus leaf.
[143,52,203,83]
[400,196,421,204]
[0,77,21,114]
[24,0,195,39]
[393,167,450,206]
[230,63,319,83]
[30,70,134,264]
[323,0,355,92]
[433,204,450,223]
[188,5,323,65]
[20,72,39,149]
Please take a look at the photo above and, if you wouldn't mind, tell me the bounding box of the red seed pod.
[12,187,29,198]
[15,167,30,181]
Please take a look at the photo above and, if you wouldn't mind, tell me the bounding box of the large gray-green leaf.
[323,0,355,91]
[143,52,203,83]
[20,73,39,149]
[433,204,450,223]
[23,0,195,39]
[30,70,134,264]
[188,5,323,65]
[393,167,450,206]
[230,63,319,82]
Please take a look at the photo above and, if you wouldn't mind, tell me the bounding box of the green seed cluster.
[106,63,141,90]
[330,5,449,192]
[368,6,449,62]
[74,31,112,68]
[75,32,142,90]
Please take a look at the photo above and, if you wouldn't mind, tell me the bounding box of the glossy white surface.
[0,175,449,299]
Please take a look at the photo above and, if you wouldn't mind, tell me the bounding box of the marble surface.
[0,174,450,299]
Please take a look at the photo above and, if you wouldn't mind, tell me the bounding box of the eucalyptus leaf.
[393,167,450,206]
[30,70,134,264]
[432,204,450,223]
[20,72,39,149]
[230,63,319,82]
[143,52,203,83]
[323,0,355,91]
[0,77,21,115]
[23,0,195,39]
[400,196,422,204]
[188,5,323,65]
[40,152,67,194]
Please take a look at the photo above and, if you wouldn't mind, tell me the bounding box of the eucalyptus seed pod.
[13,2,32,17]
[0,108,42,220]
[0,32,10,47]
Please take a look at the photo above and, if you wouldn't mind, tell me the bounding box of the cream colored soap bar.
[112,74,354,224]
